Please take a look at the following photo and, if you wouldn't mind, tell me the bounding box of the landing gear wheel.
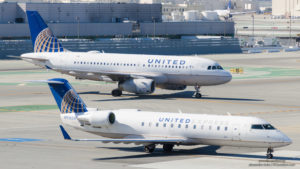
[144,144,156,153]
[194,85,202,98]
[163,144,174,152]
[267,154,273,159]
[112,89,122,97]
[195,93,202,98]
[266,147,274,159]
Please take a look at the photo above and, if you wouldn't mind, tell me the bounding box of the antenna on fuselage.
[227,112,232,116]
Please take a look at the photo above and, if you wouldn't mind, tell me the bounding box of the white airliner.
[21,11,232,98]
[43,78,291,159]
[203,0,256,20]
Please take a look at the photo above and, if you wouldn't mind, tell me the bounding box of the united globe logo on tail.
[34,28,64,53]
[61,89,86,114]
[26,11,65,53]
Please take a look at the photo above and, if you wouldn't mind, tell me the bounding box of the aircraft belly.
[166,74,220,86]
[191,138,278,148]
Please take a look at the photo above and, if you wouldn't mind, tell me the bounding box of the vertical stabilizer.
[26,11,65,53]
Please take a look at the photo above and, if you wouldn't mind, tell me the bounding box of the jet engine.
[157,84,186,90]
[77,111,115,128]
[119,79,155,94]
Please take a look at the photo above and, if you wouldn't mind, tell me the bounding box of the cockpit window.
[251,124,264,130]
[207,66,211,70]
[263,124,275,130]
[217,65,223,70]
[212,66,216,70]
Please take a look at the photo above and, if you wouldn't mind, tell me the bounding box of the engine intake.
[78,111,115,128]
[119,79,155,94]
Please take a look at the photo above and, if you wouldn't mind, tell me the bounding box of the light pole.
[251,14,254,45]
[152,17,156,38]
[76,16,80,39]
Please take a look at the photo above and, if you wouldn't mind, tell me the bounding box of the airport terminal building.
[0,2,235,38]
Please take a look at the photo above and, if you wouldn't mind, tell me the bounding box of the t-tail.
[26,11,65,53]
[46,78,87,114]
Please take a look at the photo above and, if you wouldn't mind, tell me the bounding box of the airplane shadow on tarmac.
[77,91,264,102]
[93,145,300,162]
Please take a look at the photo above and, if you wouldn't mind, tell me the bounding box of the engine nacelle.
[157,84,186,90]
[119,79,155,94]
[78,111,116,128]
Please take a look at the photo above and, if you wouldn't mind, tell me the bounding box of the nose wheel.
[266,147,274,159]
[194,85,202,98]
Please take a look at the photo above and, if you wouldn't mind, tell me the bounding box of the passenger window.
[185,124,188,128]
[193,125,196,129]
[156,123,159,127]
[171,124,174,128]
[251,124,264,130]
[208,66,211,70]
[225,126,228,131]
[217,126,220,130]
[141,122,144,126]
[178,124,181,128]
[163,123,166,127]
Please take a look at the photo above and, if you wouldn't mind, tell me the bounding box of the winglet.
[59,125,72,140]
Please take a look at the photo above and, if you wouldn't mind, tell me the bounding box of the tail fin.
[26,11,65,53]
[227,0,232,10]
[46,78,87,114]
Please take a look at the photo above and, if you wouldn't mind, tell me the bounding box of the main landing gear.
[144,144,175,153]
[163,144,174,152]
[112,89,122,97]
[266,147,274,159]
[194,85,202,98]
[144,144,156,153]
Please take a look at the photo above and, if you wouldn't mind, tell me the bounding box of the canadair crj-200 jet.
[41,78,291,159]
[22,11,232,98]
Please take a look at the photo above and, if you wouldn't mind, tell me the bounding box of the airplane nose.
[222,71,232,83]
[283,135,292,145]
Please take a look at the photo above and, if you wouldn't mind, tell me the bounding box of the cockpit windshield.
[251,124,276,130]
[207,64,223,70]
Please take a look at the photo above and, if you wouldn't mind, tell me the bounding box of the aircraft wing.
[59,125,186,144]
[64,69,168,83]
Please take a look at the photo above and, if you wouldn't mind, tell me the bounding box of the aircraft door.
[231,124,241,141]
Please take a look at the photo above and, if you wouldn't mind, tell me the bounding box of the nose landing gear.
[194,85,202,98]
[266,147,274,159]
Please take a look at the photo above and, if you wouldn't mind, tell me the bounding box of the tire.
[195,93,202,98]
[112,89,122,97]
[267,154,273,159]
[144,145,155,153]
[163,144,174,152]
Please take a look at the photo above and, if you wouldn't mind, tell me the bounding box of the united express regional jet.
[22,11,232,98]
[43,78,291,159]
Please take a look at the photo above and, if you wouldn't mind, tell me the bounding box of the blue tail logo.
[227,0,232,10]
[26,11,65,53]
[47,78,87,114]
